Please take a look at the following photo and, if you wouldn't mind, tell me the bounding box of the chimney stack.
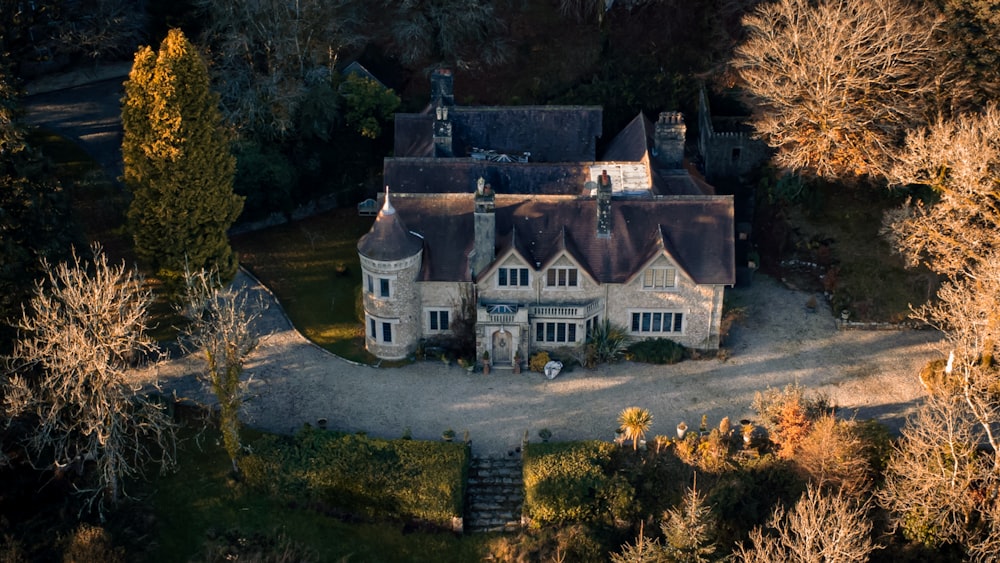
[433,104,453,157]
[654,112,686,169]
[471,177,496,277]
[596,170,612,239]
[430,68,454,107]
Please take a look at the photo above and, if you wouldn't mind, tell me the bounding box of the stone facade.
[360,251,422,360]
[697,88,771,183]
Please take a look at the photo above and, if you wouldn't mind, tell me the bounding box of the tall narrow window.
[428,310,450,331]
[382,322,392,343]
[369,318,376,338]
[367,274,374,294]
[379,278,390,298]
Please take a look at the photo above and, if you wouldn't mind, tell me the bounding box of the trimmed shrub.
[529,351,551,373]
[241,426,467,526]
[626,338,687,364]
[523,441,624,526]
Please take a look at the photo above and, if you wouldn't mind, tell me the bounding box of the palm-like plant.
[618,407,654,451]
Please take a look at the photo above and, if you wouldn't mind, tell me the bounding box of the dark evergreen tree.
[122,28,243,284]
[0,58,75,348]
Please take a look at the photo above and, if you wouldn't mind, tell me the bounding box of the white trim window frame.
[629,310,684,335]
[365,273,397,298]
[426,308,451,333]
[498,266,530,288]
[534,321,579,343]
[545,267,579,289]
[366,314,399,344]
[641,267,677,290]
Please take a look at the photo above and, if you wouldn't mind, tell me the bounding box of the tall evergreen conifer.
[123,29,242,283]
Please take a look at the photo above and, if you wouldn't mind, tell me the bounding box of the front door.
[492,329,512,365]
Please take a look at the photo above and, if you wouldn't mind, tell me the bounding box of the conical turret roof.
[357,189,423,261]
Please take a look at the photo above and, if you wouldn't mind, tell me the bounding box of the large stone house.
[357,70,734,363]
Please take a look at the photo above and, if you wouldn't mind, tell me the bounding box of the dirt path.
[138,272,941,457]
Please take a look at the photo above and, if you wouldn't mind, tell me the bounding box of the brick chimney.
[471,177,496,277]
[654,111,686,169]
[430,68,454,107]
[433,105,453,157]
[596,170,612,238]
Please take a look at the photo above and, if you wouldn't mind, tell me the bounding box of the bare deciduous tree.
[883,105,1000,277]
[732,0,946,179]
[734,485,876,563]
[180,269,263,475]
[877,252,1000,556]
[51,0,147,61]
[878,394,988,550]
[2,246,176,515]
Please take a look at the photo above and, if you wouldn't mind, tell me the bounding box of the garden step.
[464,455,524,533]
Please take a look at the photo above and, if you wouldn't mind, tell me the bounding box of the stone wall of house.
[361,252,422,359]
[604,273,723,350]
[697,88,770,184]
[419,281,471,343]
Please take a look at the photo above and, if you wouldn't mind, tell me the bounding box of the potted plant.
[741,419,755,446]
[676,421,688,439]
[442,428,456,442]
[538,428,552,442]
[482,350,491,375]
[513,349,523,374]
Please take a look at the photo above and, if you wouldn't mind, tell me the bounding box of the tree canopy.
[122,28,243,283]
[733,0,948,179]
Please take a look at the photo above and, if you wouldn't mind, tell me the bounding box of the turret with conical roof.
[357,188,423,359]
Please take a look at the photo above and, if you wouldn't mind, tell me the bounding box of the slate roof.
[394,113,435,158]
[393,107,603,162]
[383,193,735,286]
[384,158,590,195]
[602,112,654,162]
[356,195,423,261]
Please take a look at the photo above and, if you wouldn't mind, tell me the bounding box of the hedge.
[522,441,632,526]
[241,426,468,526]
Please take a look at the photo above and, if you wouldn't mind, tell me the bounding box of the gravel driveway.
[139,271,942,457]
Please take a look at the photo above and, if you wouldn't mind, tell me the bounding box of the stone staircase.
[465,455,524,533]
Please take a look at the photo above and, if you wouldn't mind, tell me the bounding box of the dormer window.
[499,267,530,287]
[642,267,676,289]
[546,267,578,288]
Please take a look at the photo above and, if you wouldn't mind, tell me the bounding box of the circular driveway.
[140,271,941,457]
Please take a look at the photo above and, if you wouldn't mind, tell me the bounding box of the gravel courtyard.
[139,271,942,457]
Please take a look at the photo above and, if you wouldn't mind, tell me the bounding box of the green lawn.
[232,209,377,363]
[123,423,486,562]
[767,182,936,323]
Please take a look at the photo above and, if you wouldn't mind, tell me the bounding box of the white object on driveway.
[544,361,563,380]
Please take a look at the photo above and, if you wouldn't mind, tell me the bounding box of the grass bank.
[232,209,376,364]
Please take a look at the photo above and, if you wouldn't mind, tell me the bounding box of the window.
[499,267,529,287]
[585,315,601,338]
[428,310,450,332]
[546,267,578,287]
[367,274,374,294]
[535,322,578,343]
[379,278,391,298]
[731,147,742,162]
[366,315,397,344]
[630,311,683,334]
[642,267,676,289]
